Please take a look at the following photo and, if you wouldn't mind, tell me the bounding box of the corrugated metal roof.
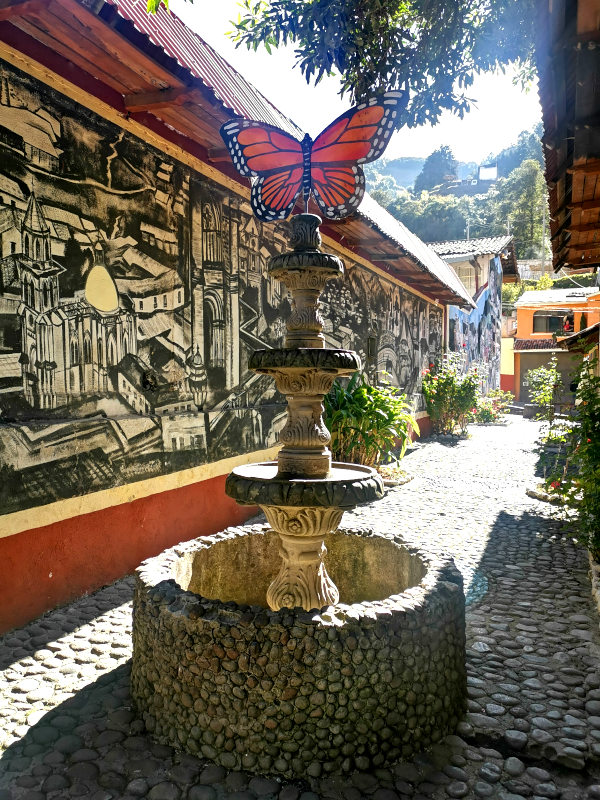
[358,194,475,308]
[430,236,514,258]
[105,0,303,137]
[516,288,599,306]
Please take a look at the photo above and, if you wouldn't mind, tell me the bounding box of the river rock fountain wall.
[132,525,466,777]
[131,214,467,777]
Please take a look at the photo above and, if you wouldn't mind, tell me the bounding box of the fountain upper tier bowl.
[225,461,384,508]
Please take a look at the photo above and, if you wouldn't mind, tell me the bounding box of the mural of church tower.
[19,193,64,408]
[18,194,137,409]
[189,183,240,393]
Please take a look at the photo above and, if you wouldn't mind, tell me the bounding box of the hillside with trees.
[365,126,548,260]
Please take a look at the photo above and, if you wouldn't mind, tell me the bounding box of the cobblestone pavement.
[2,416,600,799]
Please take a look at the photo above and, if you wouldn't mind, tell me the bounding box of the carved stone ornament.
[269,214,344,277]
[225,462,384,510]
[250,349,361,372]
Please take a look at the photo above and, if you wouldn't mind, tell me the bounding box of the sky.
[169,0,542,165]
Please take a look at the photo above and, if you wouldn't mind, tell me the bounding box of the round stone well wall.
[131,525,467,778]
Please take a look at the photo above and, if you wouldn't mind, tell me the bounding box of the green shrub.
[422,353,479,434]
[540,359,600,557]
[525,356,562,425]
[324,372,419,467]
[565,360,600,557]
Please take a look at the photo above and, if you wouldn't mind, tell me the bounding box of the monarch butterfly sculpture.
[220,91,406,221]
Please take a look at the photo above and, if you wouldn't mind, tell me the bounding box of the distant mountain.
[368,157,424,188]
[486,124,544,178]
[366,126,543,196]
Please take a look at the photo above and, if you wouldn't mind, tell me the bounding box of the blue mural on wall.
[447,255,502,393]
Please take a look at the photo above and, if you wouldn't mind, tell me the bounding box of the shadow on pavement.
[0,578,134,672]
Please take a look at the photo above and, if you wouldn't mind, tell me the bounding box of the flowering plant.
[469,388,514,424]
[422,353,478,434]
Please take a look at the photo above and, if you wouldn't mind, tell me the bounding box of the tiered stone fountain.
[225,213,383,612]
[131,215,467,778]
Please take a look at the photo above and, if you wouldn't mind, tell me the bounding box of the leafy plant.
[557,360,600,557]
[422,354,478,434]
[471,397,498,423]
[470,389,514,424]
[538,359,600,557]
[525,356,562,425]
[323,372,418,467]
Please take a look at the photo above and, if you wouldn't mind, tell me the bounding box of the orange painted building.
[512,287,600,402]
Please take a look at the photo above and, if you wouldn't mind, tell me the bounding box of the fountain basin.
[131,525,467,777]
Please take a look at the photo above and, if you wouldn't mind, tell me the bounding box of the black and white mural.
[0,59,443,516]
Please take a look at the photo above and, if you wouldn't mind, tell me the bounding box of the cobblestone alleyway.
[2,417,600,799]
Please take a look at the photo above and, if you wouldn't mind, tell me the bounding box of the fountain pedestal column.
[226,213,383,611]
[262,505,343,609]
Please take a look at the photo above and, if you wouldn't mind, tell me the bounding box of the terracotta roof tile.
[513,338,558,350]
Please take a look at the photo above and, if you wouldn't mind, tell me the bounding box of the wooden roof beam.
[568,199,600,211]
[343,237,395,248]
[567,158,600,175]
[124,86,194,112]
[0,0,42,20]
[207,147,233,163]
[565,222,600,234]
[565,241,600,252]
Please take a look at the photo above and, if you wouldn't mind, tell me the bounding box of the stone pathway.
[2,416,600,799]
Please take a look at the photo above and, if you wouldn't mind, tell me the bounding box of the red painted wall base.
[0,475,257,634]
[501,374,516,394]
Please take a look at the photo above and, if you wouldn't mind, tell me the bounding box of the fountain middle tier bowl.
[131,526,467,778]
[225,461,384,508]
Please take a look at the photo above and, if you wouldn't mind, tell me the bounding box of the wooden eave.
[0,0,467,307]
[537,0,600,273]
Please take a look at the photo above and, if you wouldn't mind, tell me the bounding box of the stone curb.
[589,552,600,622]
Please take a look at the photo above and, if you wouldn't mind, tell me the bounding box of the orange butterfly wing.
[220,119,305,221]
[310,92,405,218]
[221,92,405,221]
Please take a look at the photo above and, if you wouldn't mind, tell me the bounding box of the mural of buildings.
[0,58,446,518]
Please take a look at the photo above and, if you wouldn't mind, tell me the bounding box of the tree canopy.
[370,153,548,259]
[148,0,535,127]
[414,146,458,194]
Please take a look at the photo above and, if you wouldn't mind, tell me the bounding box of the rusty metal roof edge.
[100,0,304,137]
[357,195,475,308]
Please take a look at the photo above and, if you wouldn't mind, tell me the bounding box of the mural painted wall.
[0,59,443,518]
[447,255,502,393]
